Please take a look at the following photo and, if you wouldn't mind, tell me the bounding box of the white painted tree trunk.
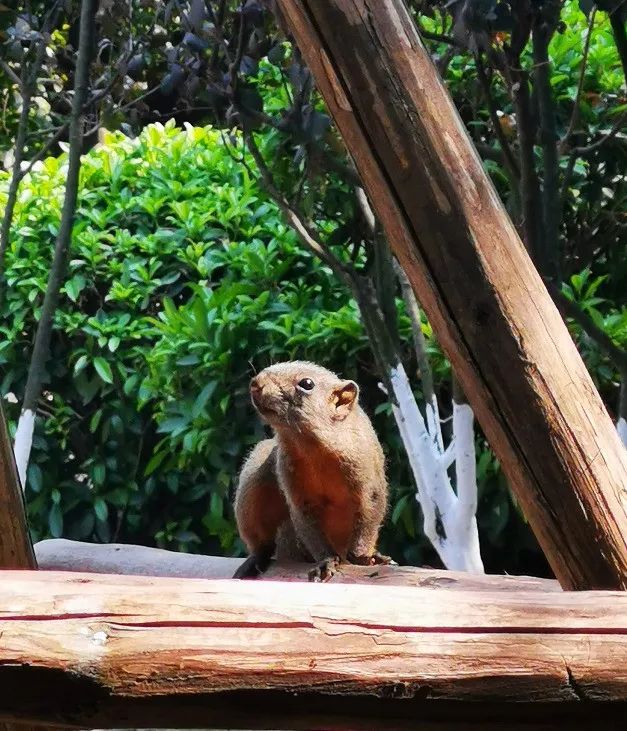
[386,363,484,573]
[13,408,35,488]
[617,417,627,448]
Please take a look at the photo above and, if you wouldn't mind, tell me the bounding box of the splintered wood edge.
[34,539,560,591]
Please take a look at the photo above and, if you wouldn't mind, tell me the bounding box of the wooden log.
[35,538,561,592]
[273,0,627,590]
[0,410,42,731]
[0,402,35,569]
[0,570,626,730]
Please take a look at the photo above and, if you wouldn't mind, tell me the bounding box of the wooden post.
[0,570,626,729]
[0,402,35,568]
[275,0,627,590]
[0,407,40,731]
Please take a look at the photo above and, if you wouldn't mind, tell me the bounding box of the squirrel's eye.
[297,378,315,392]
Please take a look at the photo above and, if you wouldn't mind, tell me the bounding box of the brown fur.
[233,361,389,579]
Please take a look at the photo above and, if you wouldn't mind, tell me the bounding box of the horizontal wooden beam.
[34,538,561,592]
[0,570,626,729]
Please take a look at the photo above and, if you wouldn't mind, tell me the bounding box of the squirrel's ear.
[332,381,359,418]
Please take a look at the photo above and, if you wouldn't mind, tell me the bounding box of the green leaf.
[94,357,114,384]
[210,491,223,516]
[48,504,63,538]
[90,409,103,433]
[176,354,200,366]
[123,374,139,396]
[400,499,416,538]
[93,462,106,486]
[156,416,189,435]
[267,43,285,66]
[65,274,86,303]
[73,354,89,375]
[27,463,43,493]
[144,449,167,476]
[71,511,95,540]
[94,498,108,522]
[391,494,410,525]
[191,380,218,418]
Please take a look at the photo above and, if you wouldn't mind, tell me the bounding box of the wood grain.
[0,569,625,730]
[274,0,627,590]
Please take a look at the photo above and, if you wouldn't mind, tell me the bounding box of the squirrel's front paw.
[308,556,341,582]
[348,550,397,566]
[371,550,397,566]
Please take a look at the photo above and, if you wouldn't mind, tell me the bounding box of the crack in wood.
[565,665,587,701]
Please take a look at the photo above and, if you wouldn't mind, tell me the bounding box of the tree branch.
[559,7,597,154]
[510,65,545,264]
[228,1,248,95]
[0,60,21,87]
[14,0,98,484]
[475,55,520,183]
[532,13,562,279]
[394,259,443,453]
[573,110,627,155]
[0,61,32,288]
[417,25,458,47]
[243,130,352,285]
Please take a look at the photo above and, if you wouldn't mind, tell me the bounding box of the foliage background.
[0,0,625,576]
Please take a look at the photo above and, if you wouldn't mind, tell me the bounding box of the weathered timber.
[35,538,561,591]
[0,402,35,569]
[274,0,627,590]
[0,409,42,731]
[0,571,626,729]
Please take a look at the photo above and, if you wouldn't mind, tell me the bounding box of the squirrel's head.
[250,361,360,436]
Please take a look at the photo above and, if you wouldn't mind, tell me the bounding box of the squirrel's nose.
[250,377,263,396]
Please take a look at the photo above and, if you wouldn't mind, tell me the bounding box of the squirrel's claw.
[347,550,397,566]
[308,556,341,582]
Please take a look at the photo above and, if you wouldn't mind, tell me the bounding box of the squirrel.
[233,361,392,581]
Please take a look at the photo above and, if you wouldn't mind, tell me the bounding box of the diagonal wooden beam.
[274,0,627,590]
